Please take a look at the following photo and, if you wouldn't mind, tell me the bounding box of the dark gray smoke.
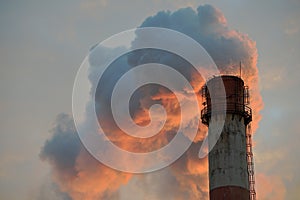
[40,114,80,178]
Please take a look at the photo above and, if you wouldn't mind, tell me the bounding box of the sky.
[0,0,300,199]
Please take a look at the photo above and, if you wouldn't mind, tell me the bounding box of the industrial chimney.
[201,75,256,200]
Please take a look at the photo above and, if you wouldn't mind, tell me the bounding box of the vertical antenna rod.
[240,61,242,78]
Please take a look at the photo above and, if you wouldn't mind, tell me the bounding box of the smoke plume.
[41,4,263,199]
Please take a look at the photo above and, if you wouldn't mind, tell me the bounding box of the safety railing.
[201,103,252,125]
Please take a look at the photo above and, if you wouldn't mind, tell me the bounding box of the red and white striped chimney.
[201,75,254,200]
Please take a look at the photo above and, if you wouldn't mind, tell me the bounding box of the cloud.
[40,114,132,200]
[41,4,262,199]
[134,4,262,131]
[28,179,72,200]
[284,19,299,36]
[256,173,286,200]
[40,114,81,179]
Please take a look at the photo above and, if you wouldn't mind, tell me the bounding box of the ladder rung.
[246,125,256,200]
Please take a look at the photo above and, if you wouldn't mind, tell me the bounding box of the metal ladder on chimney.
[246,124,256,200]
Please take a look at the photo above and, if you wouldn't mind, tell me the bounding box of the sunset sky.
[0,0,300,199]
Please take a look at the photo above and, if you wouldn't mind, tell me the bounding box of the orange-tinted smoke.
[51,148,132,200]
[41,5,264,199]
